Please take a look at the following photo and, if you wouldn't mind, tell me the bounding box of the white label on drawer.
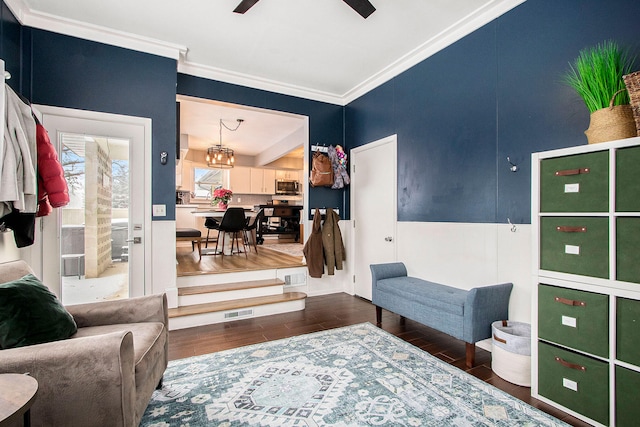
[565,244,580,255]
[564,183,580,193]
[561,315,577,328]
[563,378,578,392]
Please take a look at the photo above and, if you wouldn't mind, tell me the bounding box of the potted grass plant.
[563,40,637,144]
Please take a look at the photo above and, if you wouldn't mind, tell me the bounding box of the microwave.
[275,179,300,195]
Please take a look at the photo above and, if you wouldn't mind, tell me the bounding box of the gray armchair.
[0,260,168,427]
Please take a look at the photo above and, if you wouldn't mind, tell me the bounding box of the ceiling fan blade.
[342,0,376,18]
[233,0,260,14]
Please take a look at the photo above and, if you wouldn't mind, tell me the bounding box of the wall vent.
[224,308,254,319]
[284,273,307,287]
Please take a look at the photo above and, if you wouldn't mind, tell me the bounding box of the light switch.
[153,204,166,216]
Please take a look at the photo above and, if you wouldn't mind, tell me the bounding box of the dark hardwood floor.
[168,292,591,427]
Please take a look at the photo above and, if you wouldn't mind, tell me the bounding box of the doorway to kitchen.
[175,96,308,275]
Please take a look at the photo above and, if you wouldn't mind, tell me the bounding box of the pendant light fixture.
[206,118,244,168]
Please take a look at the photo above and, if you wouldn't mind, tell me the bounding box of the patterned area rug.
[142,323,567,426]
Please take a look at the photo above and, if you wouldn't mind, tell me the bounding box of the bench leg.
[375,306,382,324]
[465,342,475,368]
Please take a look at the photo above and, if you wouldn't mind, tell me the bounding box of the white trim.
[178,61,344,106]
[4,0,187,61]
[5,0,524,106]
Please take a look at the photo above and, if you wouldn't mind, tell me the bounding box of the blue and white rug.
[142,323,567,426]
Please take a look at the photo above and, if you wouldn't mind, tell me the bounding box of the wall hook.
[506,156,518,172]
[507,218,517,232]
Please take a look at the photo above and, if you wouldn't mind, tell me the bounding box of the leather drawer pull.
[556,226,587,233]
[555,168,590,176]
[555,356,586,371]
[493,333,507,344]
[554,296,586,307]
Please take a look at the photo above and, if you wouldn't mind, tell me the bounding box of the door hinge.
[353,275,356,283]
[353,220,355,228]
[353,164,356,173]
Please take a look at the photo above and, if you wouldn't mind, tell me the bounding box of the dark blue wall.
[0,1,21,94]
[345,0,640,224]
[177,74,345,218]
[24,29,178,220]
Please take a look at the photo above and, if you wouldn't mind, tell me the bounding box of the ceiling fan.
[233,0,376,19]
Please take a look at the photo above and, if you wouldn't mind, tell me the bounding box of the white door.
[351,135,397,300]
[31,106,151,303]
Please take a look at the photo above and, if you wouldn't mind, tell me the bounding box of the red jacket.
[36,124,69,217]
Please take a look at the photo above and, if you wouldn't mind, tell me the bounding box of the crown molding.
[178,61,344,106]
[5,0,524,106]
[341,0,526,105]
[4,0,187,61]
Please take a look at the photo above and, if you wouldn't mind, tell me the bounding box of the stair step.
[169,292,307,318]
[178,278,285,296]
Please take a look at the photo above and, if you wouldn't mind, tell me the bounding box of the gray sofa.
[370,262,513,368]
[0,260,168,427]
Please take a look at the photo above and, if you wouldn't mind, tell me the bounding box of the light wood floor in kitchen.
[176,243,305,276]
[168,293,589,427]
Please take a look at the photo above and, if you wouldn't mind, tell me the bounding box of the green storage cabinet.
[540,217,609,278]
[617,217,640,283]
[538,342,609,425]
[540,151,609,213]
[616,146,640,212]
[539,284,609,357]
[616,365,640,427]
[617,297,640,366]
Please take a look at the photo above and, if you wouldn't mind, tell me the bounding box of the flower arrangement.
[211,188,233,206]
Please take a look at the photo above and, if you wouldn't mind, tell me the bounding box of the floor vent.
[284,273,307,287]
[224,308,254,320]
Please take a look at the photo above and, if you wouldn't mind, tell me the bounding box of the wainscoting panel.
[396,222,531,323]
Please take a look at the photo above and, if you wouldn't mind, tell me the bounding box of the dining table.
[191,209,257,255]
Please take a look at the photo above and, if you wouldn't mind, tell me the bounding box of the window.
[193,168,225,199]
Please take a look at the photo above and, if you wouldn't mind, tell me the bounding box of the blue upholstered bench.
[370,262,513,368]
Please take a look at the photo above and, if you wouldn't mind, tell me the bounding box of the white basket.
[491,320,531,386]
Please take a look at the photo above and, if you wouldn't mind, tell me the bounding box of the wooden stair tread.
[178,278,285,296]
[169,292,307,318]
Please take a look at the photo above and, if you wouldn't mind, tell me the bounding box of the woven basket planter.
[584,88,637,144]
[623,71,640,135]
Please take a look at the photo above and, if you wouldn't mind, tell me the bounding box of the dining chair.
[215,207,248,257]
[203,217,219,248]
[244,208,264,253]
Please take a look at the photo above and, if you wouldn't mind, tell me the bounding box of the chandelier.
[206,118,244,168]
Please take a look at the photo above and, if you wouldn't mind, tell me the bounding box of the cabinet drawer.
[538,284,608,357]
[540,151,609,213]
[617,297,640,366]
[538,342,609,426]
[617,217,640,283]
[616,146,640,212]
[540,217,609,278]
[616,365,640,427]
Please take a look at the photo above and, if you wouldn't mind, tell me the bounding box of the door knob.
[385,236,393,242]
[126,237,142,244]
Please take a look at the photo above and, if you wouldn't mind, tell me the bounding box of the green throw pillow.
[0,274,77,349]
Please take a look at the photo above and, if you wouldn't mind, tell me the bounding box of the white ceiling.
[6,0,524,157]
[177,95,306,157]
[7,0,524,105]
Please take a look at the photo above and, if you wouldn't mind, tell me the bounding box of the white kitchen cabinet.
[250,168,276,194]
[276,169,299,180]
[228,166,251,193]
